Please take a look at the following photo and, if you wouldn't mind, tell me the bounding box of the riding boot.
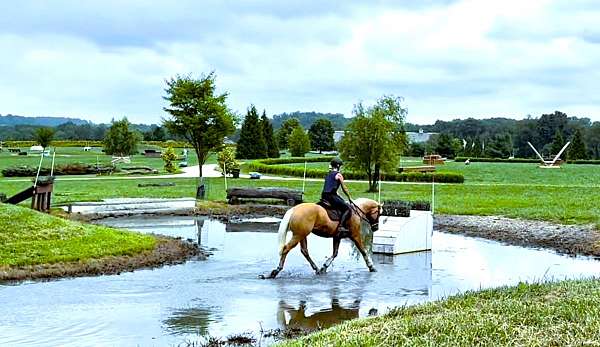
[337,210,351,235]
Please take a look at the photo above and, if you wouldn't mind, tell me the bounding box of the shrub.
[1,163,110,177]
[246,158,464,184]
[217,146,240,175]
[161,146,178,173]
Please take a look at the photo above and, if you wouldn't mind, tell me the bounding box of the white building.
[407,129,437,143]
[334,129,436,144]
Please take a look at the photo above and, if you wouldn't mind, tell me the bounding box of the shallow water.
[1,216,598,346]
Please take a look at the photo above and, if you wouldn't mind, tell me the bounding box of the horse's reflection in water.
[277,298,376,330]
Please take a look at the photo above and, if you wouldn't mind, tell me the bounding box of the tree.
[568,129,588,160]
[34,127,54,149]
[434,133,455,158]
[217,146,240,174]
[276,118,301,149]
[308,118,335,153]
[161,146,178,173]
[144,125,166,141]
[339,95,408,192]
[550,129,566,157]
[288,126,311,157]
[236,105,267,159]
[485,133,513,158]
[261,111,279,158]
[537,111,568,148]
[103,118,140,157]
[163,72,236,182]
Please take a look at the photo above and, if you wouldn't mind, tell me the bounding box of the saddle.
[317,199,343,221]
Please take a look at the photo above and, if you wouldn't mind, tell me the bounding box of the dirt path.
[435,215,600,258]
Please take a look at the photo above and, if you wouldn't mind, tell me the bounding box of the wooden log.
[226,187,302,199]
[138,182,176,187]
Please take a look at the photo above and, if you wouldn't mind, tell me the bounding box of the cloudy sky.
[1,0,599,124]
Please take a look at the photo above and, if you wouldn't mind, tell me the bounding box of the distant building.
[407,129,437,143]
[334,129,436,144]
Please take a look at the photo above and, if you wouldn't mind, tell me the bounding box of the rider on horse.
[321,157,352,232]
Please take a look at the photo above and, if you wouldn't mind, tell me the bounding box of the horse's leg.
[317,237,340,274]
[300,238,319,273]
[350,235,376,272]
[263,234,303,279]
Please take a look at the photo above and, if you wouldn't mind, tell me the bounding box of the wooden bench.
[226,187,303,206]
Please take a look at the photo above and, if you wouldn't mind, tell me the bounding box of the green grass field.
[1,165,598,225]
[0,146,214,175]
[279,279,600,347]
[0,203,156,267]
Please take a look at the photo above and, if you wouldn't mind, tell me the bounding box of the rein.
[349,200,374,224]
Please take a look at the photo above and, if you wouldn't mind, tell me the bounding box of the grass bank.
[280,278,600,346]
[0,203,156,267]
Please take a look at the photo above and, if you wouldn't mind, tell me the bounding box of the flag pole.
[50,149,56,177]
[302,161,307,193]
[223,163,228,191]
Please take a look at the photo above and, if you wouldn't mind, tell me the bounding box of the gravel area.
[435,215,600,258]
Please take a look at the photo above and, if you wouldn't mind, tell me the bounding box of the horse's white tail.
[278,208,294,255]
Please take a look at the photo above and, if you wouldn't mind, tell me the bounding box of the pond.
[0,216,598,346]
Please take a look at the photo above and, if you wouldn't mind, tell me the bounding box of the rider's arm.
[336,173,352,200]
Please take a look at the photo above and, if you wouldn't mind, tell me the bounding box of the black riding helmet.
[330,157,343,169]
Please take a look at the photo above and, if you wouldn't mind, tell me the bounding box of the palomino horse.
[262,198,382,279]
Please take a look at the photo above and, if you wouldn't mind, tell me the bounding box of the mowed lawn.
[1,159,599,226]
[0,146,208,175]
[0,203,155,267]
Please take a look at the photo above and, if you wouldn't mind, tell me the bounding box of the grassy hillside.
[0,203,155,267]
[280,279,600,346]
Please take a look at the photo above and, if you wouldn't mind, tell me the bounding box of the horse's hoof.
[258,274,267,279]
[317,268,327,275]
[369,267,378,272]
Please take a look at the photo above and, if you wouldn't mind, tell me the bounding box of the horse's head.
[354,198,383,231]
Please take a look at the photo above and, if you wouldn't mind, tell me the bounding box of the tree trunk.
[369,164,380,192]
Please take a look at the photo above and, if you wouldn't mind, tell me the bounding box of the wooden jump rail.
[226,187,303,206]
[4,178,54,212]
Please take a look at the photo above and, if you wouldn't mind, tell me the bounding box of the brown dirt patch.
[0,236,205,283]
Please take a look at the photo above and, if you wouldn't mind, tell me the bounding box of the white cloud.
[0,0,599,124]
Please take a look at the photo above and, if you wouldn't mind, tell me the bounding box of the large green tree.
[550,129,566,157]
[261,111,279,158]
[339,95,408,192]
[568,129,588,160]
[236,105,267,159]
[276,117,301,149]
[163,72,236,180]
[103,118,140,157]
[434,133,455,158]
[34,127,54,150]
[308,118,335,153]
[288,126,311,157]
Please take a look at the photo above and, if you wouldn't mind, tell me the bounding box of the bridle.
[349,200,381,231]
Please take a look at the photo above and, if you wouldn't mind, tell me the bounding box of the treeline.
[0,122,179,142]
[271,111,349,130]
[0,114,89,126]
[408,111,600,160]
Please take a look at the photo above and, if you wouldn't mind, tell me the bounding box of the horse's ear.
[379,202,384,207]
